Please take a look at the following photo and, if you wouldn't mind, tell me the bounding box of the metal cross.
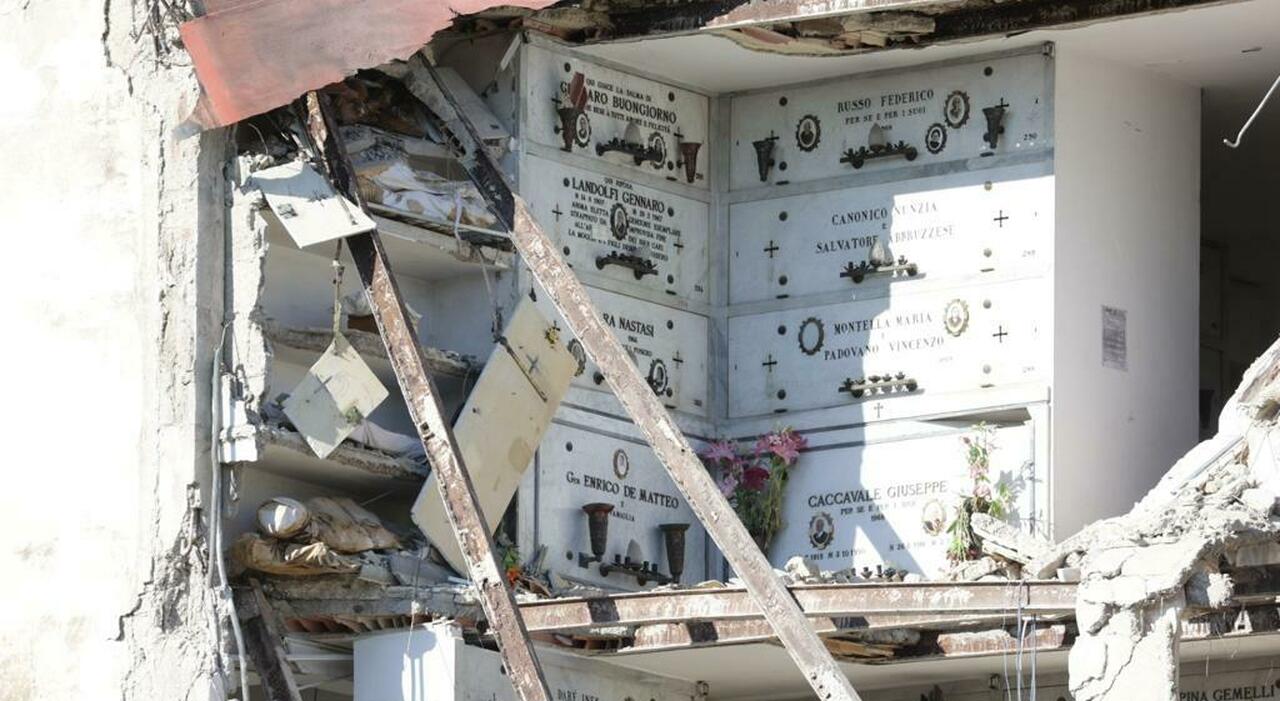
[551,205,564,221]
[764,240,780,258]
[762,354,778,372]
[993,210,1009,228]
[872,402,884,419]
[992,325,1009,343]
[524,353,541,374]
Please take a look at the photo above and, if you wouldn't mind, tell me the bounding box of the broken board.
[282,332,389,459]
[413,299,577,574]
[251,160,376,247]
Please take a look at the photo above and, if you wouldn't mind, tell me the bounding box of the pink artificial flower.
[755,428,808,465]
[717,468,740,497]
[974,481,992,500]
[701,439,738,463]
[741,465,771,491]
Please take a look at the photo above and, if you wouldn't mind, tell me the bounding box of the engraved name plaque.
[523,154,709,303]
[728,278,1046,417]
[730,165,1052,303]
[526,44,710,187]
[531,281,709,417]
[771,422,1034,578]
[729,51,1051,189]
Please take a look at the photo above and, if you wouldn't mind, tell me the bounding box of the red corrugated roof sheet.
[180,0,554,129]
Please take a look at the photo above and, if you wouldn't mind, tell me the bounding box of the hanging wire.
[210,318,250,701]
[449,190,503,339]
[1224,73,1280,148]
[1002,578,1015,701]
[1015,584,1026,701]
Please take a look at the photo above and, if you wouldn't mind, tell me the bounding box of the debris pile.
[1065,337,1280,700]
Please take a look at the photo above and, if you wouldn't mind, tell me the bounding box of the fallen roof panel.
[179,0,554,129]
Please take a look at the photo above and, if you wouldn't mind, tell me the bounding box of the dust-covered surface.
[1065,337,1280,700]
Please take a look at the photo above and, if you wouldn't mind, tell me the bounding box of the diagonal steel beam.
[298,92,553,701]
[404,55,864,701]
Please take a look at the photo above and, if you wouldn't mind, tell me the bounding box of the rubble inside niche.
[321,71,503,231]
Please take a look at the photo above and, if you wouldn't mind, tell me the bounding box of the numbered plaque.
[523,155,709,302]
[730,166,1052,303]
[531,422,707,590]
[727,278,1046,417]
[771,422,1034,578]
[729,51,1050,189]
[531,281,709,416]
[525,44,710,187]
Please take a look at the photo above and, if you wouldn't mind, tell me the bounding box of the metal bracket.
[676,138,702,183]
[982,101,1007,151]
[839,142,918,169]
[596,251,658,279]
[839,256,919,284]
[837,372,919,398]
[596,137,663,165]
[752,132,778,182]
[600,554,673,586]
[552,102,582,153]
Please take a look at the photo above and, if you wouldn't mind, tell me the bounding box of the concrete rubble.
[1066,337,1280,700]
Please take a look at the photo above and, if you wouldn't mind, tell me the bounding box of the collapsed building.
[5,0,1280,700]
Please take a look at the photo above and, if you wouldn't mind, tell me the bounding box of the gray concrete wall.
[0,2,225,699]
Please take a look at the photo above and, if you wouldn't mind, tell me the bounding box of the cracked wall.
[0,1,226,699]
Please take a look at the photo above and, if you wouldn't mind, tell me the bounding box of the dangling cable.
[211,318,250,701]
[1225,73,1280,148]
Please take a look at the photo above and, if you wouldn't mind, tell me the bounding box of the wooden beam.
[298,93,553,701]
[518,582,1079,633]
[404,55,865,701]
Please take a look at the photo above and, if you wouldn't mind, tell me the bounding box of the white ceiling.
[579,0,1280,106]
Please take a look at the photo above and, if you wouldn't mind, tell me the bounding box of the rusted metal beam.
[298,93,553,701]
[404,56,863,701]
[518,582,1078,633]
[617,612,1026,655]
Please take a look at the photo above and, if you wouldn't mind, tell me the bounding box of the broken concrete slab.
[971,512,1050,565]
